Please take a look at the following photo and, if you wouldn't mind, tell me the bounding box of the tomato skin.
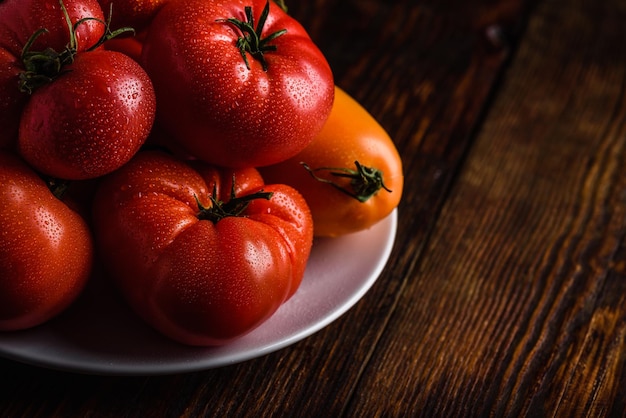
[0,152,93,331]
[0,0,105,57]
[92,151,313,346]
[141,0,334,168]
[0,0,106,150]
[260,86,404,237]
[18,49,156,180]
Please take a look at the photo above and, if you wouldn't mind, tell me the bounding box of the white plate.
[0,210,397,376]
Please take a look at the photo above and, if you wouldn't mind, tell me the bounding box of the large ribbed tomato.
[141,0,334,168]
[92,151,314,346]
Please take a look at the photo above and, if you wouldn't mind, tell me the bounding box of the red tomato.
[0,0,106,150]
[0,152,93,331]
[141,0,334,168]
[0,0,156,179]
[92,151,314,346]
[18,49,156,179]
[260,86,404,237]
[0,0,105,57]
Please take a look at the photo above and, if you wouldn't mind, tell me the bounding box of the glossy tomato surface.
[0,0,105,56]
[0,0,106,149]
[18,49,156,179]
[0,152,93,331]
[92,151,314,346]
[141,0,334,168]
[261,86,404,237]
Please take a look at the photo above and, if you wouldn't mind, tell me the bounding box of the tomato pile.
[0,0,404,346]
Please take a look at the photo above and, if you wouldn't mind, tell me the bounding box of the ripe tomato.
[18,49,156,179]
[260,86,404,237]
[0,0,105,57]
[92,150,314,346]
[141,0,334,168]
[0,0,155,179]
[0,0,106,150]
[0,152,93,331]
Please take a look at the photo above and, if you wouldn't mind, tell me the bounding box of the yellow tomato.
[260,86,403,237]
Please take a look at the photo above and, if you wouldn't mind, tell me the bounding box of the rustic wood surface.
[2,0,626,416]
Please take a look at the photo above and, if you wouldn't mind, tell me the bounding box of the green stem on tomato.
[196,176,273,223]
[89,2,135,51]
[301,161,392,203]
[18,0,134,94]
[218,0,287,71]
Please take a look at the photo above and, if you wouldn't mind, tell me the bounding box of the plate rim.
[0,210,398,375]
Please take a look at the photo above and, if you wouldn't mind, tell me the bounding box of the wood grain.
[343,0,626,416]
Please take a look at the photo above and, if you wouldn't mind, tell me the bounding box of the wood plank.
[345,0,626,416]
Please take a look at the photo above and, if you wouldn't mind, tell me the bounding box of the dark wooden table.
[3,0,626,416]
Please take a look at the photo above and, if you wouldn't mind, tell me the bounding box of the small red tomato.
[92,151,314,346]
[0,0,105,57]
[0,0,106,150]
[18,49,156,180]
[0,152,93,331]
[141,0,334,168]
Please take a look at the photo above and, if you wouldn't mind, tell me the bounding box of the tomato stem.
[196,176,273,223]
[89,3,136,51]
[19,27,74,94]
[219,0,287,71]
[301,161,392,203]
[18,0,134,94]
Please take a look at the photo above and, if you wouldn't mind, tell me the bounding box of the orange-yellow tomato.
[260,86,403,237]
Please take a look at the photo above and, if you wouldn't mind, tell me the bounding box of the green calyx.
[18,0,133,94]
[219,1,287,72]
[302,161,392,203]
[196,178,273,223]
